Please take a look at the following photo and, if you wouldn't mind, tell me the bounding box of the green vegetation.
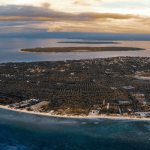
[1,56,150,116]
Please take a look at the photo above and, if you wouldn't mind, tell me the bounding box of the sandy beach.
[0,105,150,121]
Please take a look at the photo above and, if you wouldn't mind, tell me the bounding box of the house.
[118,101,130,105]
[107,103,109,109]
[122,86,134,89]
[89,109,100,115]
[132,93,145,102]
[12,103,20,108]
[135,112,150,117]
[122,113,128,116]
[31,101,49,111]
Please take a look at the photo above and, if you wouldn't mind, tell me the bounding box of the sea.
[0,38,150,63]
[1,38,150,150]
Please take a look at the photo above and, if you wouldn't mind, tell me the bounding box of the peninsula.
[1,57,150,119]
[20,47,145,53]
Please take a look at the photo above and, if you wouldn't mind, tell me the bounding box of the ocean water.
[0,38,150,63]
[1,38,150,149]
[0,108,150,150]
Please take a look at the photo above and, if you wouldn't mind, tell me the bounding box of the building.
[118,101,130,105]
[89,110,100,115]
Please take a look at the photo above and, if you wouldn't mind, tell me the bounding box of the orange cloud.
[0,5,141,21]
[1,18,150,34]
[73,0,91,6]
[0,4,150,34]
[41,2,51,7]
[0,16,57,21]
[45,19,150,33]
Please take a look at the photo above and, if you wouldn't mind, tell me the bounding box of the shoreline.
[0,105,150,121]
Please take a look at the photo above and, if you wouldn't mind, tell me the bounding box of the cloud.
[0,5,142,22]
[96,0,102,1]
[72,0,104,7]
[0,4,150,34]
[1,0,150,16]
[0,16,57,21]
[0,25,47,33]
[45,20,150,33]
[73,0,91,6]
[41,2,51,7]
[78,12,140,20]
[1,17,150,34]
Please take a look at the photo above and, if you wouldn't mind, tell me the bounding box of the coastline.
[0,105,149,121]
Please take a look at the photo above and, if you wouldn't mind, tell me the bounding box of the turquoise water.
[0,108,150,150]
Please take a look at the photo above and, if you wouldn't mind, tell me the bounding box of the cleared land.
[20,47,145,53]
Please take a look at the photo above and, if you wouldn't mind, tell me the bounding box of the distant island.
[1,56,150,120]
[20,47,145,53]
[57,41,120,44]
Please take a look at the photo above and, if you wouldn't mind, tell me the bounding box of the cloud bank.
[0,4,150,33]
[0,5,142,21]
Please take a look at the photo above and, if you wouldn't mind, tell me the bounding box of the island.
[20,47,145,53]
[1,56,150,120]
[57,41,120,44]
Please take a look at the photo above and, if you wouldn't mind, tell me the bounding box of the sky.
[0,0,150,34]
